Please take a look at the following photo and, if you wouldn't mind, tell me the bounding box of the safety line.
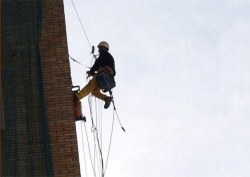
[93,129,104,177]
[69,55,83,66]
[70,0,92,48]
[89,96,104,177]
[94,98,104,177]
[99,100,103,149]
[109,91,126,132]
[93,98,98,176]
[83,121,97,177]
[104,107,115,176]
[90,96,117,177]
[88,96,101,176]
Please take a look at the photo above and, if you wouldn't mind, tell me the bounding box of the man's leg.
[91,84,108,100]
[76,75,112,108]
[90,74,108,100]
[75,77,96,100]
[91,79,112,109]
[91,86,112,109]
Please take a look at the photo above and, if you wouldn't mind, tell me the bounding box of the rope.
[109,91,126,132]
[88,96,104,177]
[70,0,92,48]
[67,3,124,175]
[93,98,98,175]
[88,94,124,177]
[69,55,83,66]
[104,107,115,175]
[98,100,103,149]
[69,0,101,68]
[83,120,97,177]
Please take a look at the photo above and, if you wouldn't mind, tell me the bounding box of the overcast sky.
[63,0,250,177]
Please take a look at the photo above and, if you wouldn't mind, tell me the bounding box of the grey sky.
[64,0,250,176]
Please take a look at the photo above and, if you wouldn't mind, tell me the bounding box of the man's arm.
[89,59,100,75]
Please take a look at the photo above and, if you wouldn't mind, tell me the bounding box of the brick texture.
[1,0,80,176]
[39,0,80,176]
[1,2,49,176]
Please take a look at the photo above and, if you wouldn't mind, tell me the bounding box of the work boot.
[104,97,112,109]
[75,116,86,122]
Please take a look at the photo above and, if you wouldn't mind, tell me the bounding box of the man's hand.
[86,71,91,78]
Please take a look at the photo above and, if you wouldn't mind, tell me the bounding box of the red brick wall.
[39,0,80,176]
[1,1,50,176]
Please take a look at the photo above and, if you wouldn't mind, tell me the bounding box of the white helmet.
[98,41,109,50]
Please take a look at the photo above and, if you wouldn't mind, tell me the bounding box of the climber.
[74,41,116,109]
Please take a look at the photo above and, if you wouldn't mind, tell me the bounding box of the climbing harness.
[69,1,125,176]
[96,70,116,93]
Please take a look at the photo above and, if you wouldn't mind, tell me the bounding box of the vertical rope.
[104,108,115,175]
[70,0,92,48]
[83,121,97,177]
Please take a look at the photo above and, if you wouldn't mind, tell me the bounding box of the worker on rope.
[74,41,116,109]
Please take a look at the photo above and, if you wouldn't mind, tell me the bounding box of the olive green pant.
[75,74,108,100]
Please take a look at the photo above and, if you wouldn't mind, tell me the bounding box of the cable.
[83,121,97,177]
[93,98,100,176]
[70,0,92,48]
[109,91,126,132]
[104,107,115,176]
[88,96,104,177]
[69,55,83,66]
[99,100,103,149]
